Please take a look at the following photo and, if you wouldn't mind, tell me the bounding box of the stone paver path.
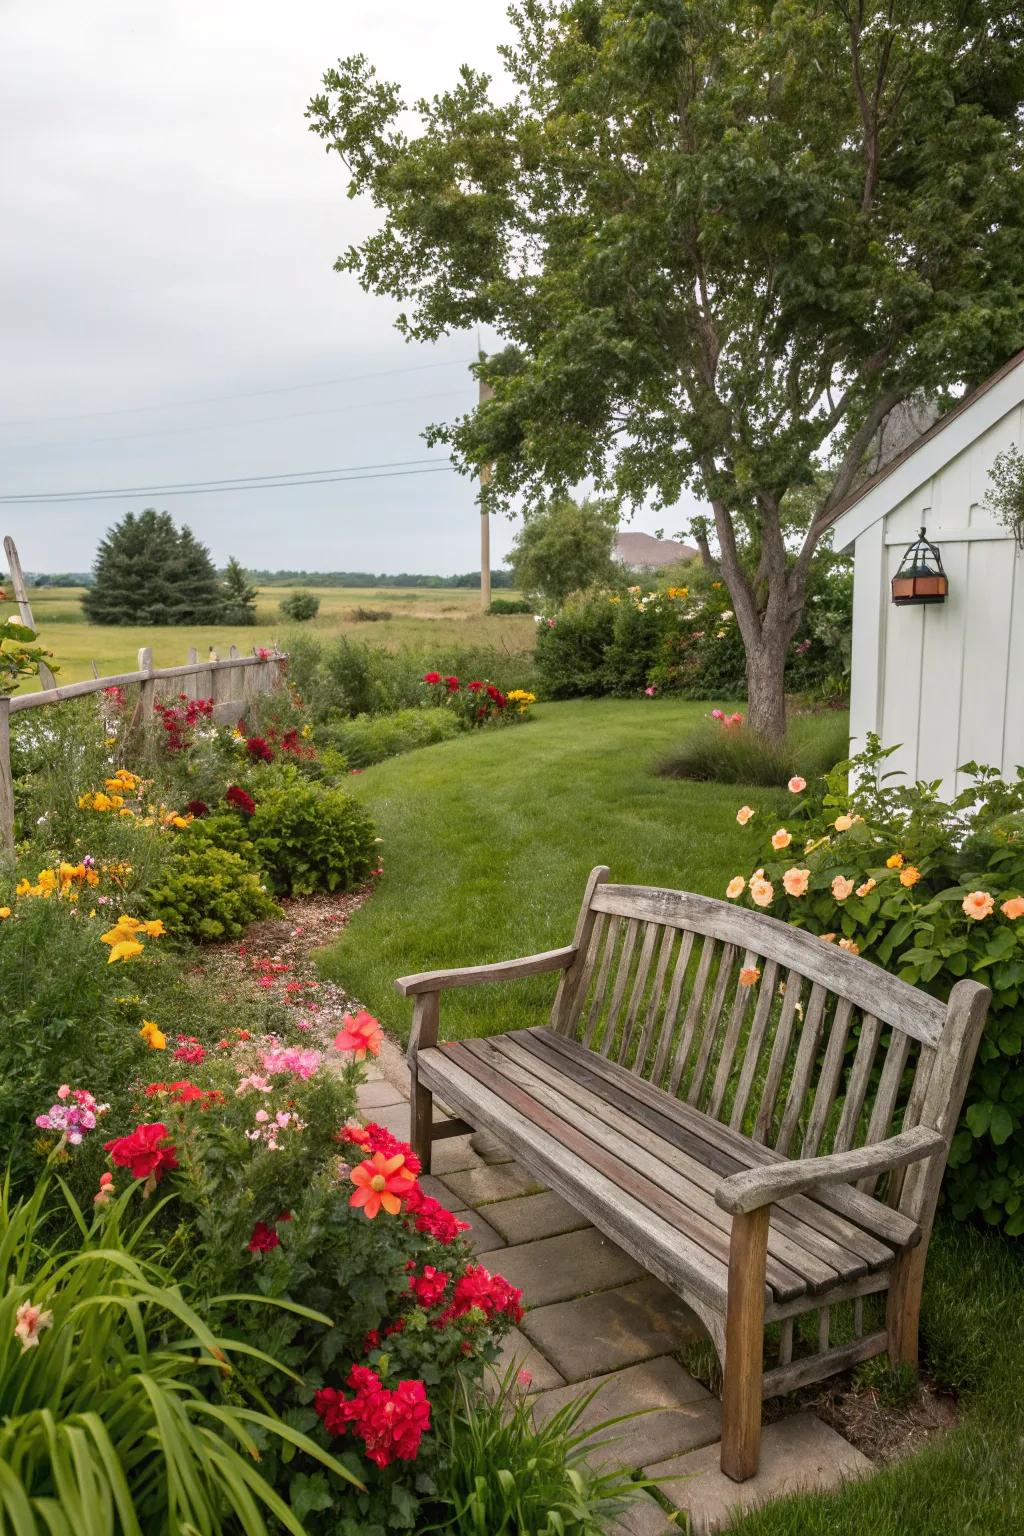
[356,1041,873,1535]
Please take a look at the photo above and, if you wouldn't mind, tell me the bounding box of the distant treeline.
[24,569,513,590]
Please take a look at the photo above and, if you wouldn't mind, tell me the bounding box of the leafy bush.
[147,842,280,941]
[0,1177,358,1536]
[534,594,616,698]
[431,1366,644,1535]
[280,590,322,622]
[659,712,851,787]
[488,596,533,614]
[250,782,378,895]
[349,605,393,621]
[723,737,1024,1237]
[319,707,462,767]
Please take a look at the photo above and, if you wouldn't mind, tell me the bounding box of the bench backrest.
[551,870,988,1223]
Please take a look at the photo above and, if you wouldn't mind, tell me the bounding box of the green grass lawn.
[18,584,536,684]
[318,697,772,1043]
[318,696,1024,1536]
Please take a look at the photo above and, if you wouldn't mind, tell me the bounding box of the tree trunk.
[744,637,788,743]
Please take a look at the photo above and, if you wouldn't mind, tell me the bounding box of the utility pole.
[478,376,494,611]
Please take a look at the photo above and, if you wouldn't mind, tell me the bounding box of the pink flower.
[771,828,792,851]
[782,867,811,897]
[788,776,807,794]
[644,685,657,697]
[749,875,774,908]
[334,1011,383,1060]
[725,876,745,899]
[831,875,855,901]
[736,805,755,826]
[14,1301,53,1352]
[711,709,724,721]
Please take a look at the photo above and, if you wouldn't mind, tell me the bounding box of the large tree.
[308,0,1024,738]
[508,495,620,603]
[83,510,226,625]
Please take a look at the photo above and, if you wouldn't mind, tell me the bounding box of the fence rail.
[0,644,287,856]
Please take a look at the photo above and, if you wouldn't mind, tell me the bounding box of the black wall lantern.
[891,527,949,606]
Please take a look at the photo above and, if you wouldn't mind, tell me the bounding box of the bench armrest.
[395,945,578,997]
[714,1126,945,1216]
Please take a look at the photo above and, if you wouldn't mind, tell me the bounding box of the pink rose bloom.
[725,876,745,900]
[831,876,855,901]
[735,805,755,826]
[782,868,811,897]
[788,776,807,794]
[749,876,774,908]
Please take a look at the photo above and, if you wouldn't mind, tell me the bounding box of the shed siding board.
[841,379,1024,798]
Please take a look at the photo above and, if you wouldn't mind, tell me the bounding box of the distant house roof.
[614,531,698,569]
[824,348,1024,550]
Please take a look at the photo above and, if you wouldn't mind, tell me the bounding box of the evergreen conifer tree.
[220,557,259,624]
[82,510,227,625]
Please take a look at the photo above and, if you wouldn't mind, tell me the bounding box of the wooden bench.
[397,867,990,1481]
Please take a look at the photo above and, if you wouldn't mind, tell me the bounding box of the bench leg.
[721,1206,769,1482]
[886,1243,926,1370]
[410,1065,434,1176]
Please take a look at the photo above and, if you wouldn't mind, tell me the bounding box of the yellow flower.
[725,875,746,899]
[142,919,166,938]
[101,917,144,945]
[107,939,144,964]
[899,865,921,888]
[833,815,853,832]
[0,907,10,919]
[736,805,755,826]
[16,878,31,897]
[886,853,904,869]
[139,1019,167,1050]
[771,828,792,851]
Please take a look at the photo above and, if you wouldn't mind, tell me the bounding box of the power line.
[0,463,456,506]
[0,358,472,430]
[1,455,450,502]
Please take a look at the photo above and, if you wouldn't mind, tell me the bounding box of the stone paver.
[533,1357,719,1471]
[495,1228,644,1309]
[483,1189,592,1245]
[469,1127,515,1164]
[492,1326,565,1393]
[522,1277,701,1382]
[608,1496,679,1535]
[418,1173,467,1211]
[355,1079,407,1110]
[646,1413,873,1534]
[460,1207,505,1254]
[441,1160,545,1207]
[428,1135,483,1176]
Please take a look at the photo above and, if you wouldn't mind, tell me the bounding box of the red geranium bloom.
[439,1264,523,1324]
[104,1122,178,1184]
[467,680,483,692]
[225,785,256,815]
[246,736,275,762]
[248,1221,280,1253]
[403,1182,470,1244]
[422,672,442,685]
[409,1265,450,1308]
[315,1366,430,1467]
[444,675,459,691]
[173,1037,205,1065]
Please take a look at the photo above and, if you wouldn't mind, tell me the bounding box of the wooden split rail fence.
[0,644,286,857]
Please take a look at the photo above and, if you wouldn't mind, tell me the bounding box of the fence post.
[138,647,155,721]
[4,535,57,690]
[0,696,14,858]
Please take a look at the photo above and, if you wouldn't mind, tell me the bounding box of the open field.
[17,585,537,684]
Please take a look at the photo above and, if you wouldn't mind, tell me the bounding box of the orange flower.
[782,867,810,897]
[787,776,807,794]
[334,1011,383,1060]
[749,876,774,908]
[771,828,792,851]
[738,966,761,987]
[1001,896,1024,920]
[736,805,755,826]
[886,853,904,869]
[838,938,860,955]
[899,865,921,888]
[833,814,853,832]
[856,878,876,898]
[962,890,995,922]
[831,875,855,901]
[725,876,746,900]
[349,1151,418,1218]
[818,932,837,943]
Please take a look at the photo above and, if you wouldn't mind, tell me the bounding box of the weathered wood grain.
[721,1206,769,1479]
[395,945,577,997]
[715,1126,944,1215]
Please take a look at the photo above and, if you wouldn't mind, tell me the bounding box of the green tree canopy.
[508,496,620,604]
[82,510,226,626]
[221,556,259,623]
[309,0,1024,736]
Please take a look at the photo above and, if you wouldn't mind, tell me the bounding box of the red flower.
[440,1264,523,1324]
[173,1037,205,1065]
[422,672,442,685]
[225,785,256,815]
[104,1122,178,1184]
[409,1266,450,1308]
[315,1367,430,1467]
[186,799,209,818]
[246,736,275,762]
[402,1183,469,1244]
[334,1011,383,1061]
[144,1080,222,1108]
[248,1221,280,1253]
[467,680,483,692]
[444,676,459,691]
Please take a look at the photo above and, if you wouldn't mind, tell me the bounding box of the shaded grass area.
[658,711,850,787]
[316,697,795,1043]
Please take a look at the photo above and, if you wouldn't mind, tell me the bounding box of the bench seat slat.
[525,1028,920,1254]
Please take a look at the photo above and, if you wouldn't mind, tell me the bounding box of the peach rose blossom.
[738,966,761,987]
[818,932,837,942]
[899,865,922,888]
[771,828,792,851]
[1001,896,1024,920]
[725,876,746,900]
[833,814,853,832]
[736,805,755,826]
[749,876,774,908]
[856,878,876,898]
[831,875,855,901]
[838,938,860,955]
[886,853,904,869]
[962,890,995,921]
[782,867,811,897]
[787,776,807,794]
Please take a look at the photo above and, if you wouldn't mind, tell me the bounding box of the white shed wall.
[848,403,1024,795]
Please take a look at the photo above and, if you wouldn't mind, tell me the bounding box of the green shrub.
[0,1177,358,1535]
[147,842,280,941]
[488,596,533,614]
[279,590,321,622]
[319,707,462,767]
[726,737,1024,1238]
[534,593,617,697]
[431,1366,645,1535]
[249,782,378,895]
[658,713,851,787]
[182,809,263,865]
[348,605,393,621]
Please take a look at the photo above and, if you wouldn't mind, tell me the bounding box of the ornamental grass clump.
[723,736,1024,1236]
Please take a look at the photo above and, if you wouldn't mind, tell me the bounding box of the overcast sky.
[0,1,689,576]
